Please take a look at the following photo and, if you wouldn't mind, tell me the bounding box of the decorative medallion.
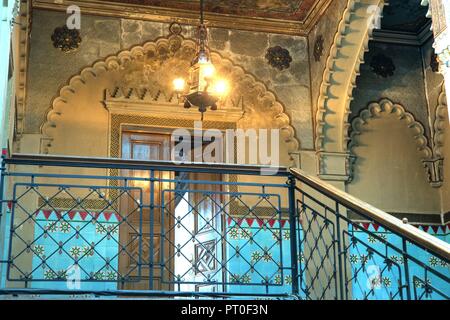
[313,35,324,62]
[370,53,395,78]
[430,52,440,73]
[265,46,292,71]
[51,25,82,53]
[169,22,182,36]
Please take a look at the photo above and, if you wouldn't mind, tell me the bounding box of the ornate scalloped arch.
[40,34,300,158]
[315,0,386,153]
[349,99,433,160]
[433,83,448,158]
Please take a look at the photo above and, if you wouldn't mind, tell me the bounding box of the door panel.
[119,131,172,290]
[190,172,224,292]
[119,130,224,292]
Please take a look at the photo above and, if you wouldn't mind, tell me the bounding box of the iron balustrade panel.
[294,181,450,301]
[402,237,450,300]
[6,182,144,284]
[413,276,450,300]
[296,194,338,300]
[0,156,448,299]
[0,163,299,297]
[342,228,404,300]
[159,185,295,294]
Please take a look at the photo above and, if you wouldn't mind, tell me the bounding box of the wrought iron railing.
[0,154,448,300]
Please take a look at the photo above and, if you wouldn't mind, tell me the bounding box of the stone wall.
[351,42,429,130]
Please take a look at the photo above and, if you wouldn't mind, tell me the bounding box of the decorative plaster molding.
[316,151,356,182]
[315,0,386,155]
[32,0,332,36]
[372,21,433,46]
[348,99,441,187]
[14,0,31,138]
[40,34,300,161]
[433,83,448,159]
[421,84,449,188]
[349,99,433,158]
[104,87,244,122]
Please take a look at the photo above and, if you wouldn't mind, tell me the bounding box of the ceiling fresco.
[101,0,318,22]
[381,0,430,33]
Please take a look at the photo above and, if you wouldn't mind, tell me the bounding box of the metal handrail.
[2,153,289,176]
[290,168,450,262]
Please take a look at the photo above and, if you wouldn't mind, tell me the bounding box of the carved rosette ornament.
[265,46,292,71]
[51,25,82,53]
[370,53,395,78]
[430,52,440,72]
[313,35,324,62]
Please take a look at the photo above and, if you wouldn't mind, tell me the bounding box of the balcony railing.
[0,154,448,300]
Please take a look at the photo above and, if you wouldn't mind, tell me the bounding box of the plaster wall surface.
[347,113,441,214]
[351,42,429,129]
[348,41,444,215]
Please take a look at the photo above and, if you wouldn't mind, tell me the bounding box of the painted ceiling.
[381,0,430,33]
[102,0,318,22]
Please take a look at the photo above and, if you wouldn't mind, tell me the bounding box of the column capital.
[316,151,356,182]
[422,158,444,188]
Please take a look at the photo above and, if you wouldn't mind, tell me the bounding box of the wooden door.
[189,172,224,293]
[189,142,224,292]
[119,131,173,290]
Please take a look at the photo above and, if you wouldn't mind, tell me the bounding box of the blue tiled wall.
[348,224,449,300]
[225,219,297,296]
[21,211,449,299]
[29,210,119,291]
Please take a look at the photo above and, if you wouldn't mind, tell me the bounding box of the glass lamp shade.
[173,56,228,112]
[188,59,215,94]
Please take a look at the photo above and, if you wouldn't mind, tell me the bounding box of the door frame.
[119,125,229,292]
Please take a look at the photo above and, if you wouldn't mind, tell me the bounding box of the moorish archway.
[40,32,300,166]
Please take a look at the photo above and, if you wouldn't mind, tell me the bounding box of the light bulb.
[213,79,229,96]
[202,64,215,78]
[198,55,209,64]
[173,78,185,92]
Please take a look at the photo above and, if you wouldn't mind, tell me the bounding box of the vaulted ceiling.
[381,0,430,33]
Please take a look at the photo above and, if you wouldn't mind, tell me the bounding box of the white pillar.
[0,1,18,149]
[0,0,18,290]
[424,0,450,121]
